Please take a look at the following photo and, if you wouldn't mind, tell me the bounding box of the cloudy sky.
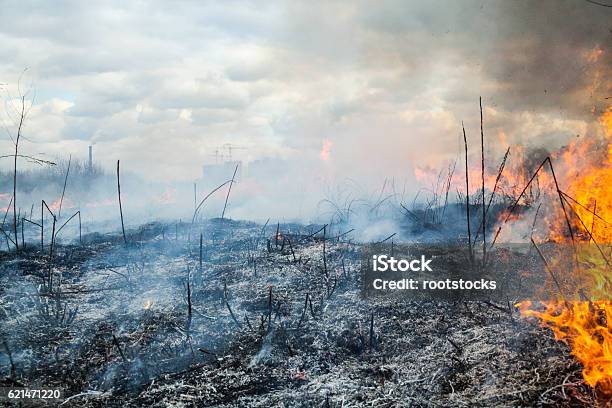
[0,0,610,189]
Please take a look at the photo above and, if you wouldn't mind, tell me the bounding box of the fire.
[414,165,437,185]
[157,188,176,205]
[518,301,611,393]
[85,198,115,208]
[48,197,75,213]
[602,108,612,137]
[517,106,612,396]
[143,299,153,310]
[320,139,332,161]
[561,107,612,243]
[586,46,604,64]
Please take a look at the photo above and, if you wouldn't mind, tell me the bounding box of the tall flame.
[567,107,612,243]
[519,106,612,396]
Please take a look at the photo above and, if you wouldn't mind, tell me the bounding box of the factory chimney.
[88,145,93,171]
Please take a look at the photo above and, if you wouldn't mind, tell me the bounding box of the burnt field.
[0,219,600,407]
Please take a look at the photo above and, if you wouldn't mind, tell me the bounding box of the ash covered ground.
[0,219,603,407]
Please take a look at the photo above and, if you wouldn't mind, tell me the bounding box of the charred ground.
[0,219,603,407]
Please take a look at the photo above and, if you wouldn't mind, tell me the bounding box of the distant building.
[201,161,242,187]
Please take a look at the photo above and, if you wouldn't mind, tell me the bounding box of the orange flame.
[157,188,176,205]
[85,198,115,208]
[562,108,612,243]
[519,300,611,393]
[320,139,332,161]
[518,106,612,396]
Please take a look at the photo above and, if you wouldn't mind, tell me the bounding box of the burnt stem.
[275,222,280,248]
[244,314,254,331]
[41,201,44,250]
[223,283,242,328]
[463,123,474,264]
[560,191,610,225]
[221,163,239,219]
[187,272,192,318]
[190,180,232,241]
[304,224,327,241]
[546,158,575,245]
[58,154,71,219]
[563,196,610,267]
[225,300,242,328]
[2,338,16,378]
[308,296,316,318]
[322,226,328,279]
[186,270,192,333]
[199,233,203,273]
[12,96,26,252]
[530,203,542,242]
[117,160,127,246]
[297,292,310,328]
[327,275,338,299]
[48,215,56,292]
[490,158,548,247]
[590,200,597,243]
[530,237,566,300]
[369,311,375,352]
[480,97,486,265]
[287,237,297,262]
[473,147,509,246]
[376,232,396,244]
[112,334,127,362]
[267,286,273,332]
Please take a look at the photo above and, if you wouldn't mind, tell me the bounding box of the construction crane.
[207,144,248,164]
[222,143,247,162]
[209,149,223,164]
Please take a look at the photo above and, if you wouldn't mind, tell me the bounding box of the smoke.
[0,0,609,239]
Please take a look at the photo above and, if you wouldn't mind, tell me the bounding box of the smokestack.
[88,145,93,171]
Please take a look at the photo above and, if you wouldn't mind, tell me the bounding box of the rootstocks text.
[370,254,496,291]
[362,244,583,301]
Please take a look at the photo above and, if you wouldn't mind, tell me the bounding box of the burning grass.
[497,106,612,400]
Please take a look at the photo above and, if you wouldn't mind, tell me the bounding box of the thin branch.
[192,180,232,225]
[221,163,239,219]
[562,196,610,267]
[490,157,574,248]
[473,147,510,245]
[58,154,71,219]
[560,191,611,225]
[117,160,127,245]
[480,97,486,263]
[55,211,80,238]
[0,154,56,165]
[463,123,473,264]
[12,95,25,251]
[530,237,566,299]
